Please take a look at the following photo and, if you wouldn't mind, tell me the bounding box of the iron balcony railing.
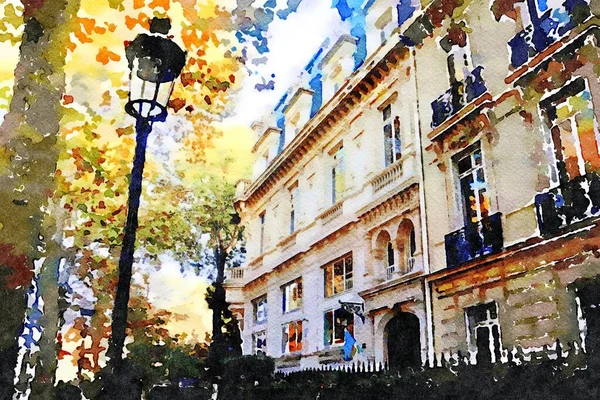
[508,0,590,68]
[430,66,487,128]
[385,265,396,281]
[384,257,416,281]
[444,212,504,269]
[535,173,600,236]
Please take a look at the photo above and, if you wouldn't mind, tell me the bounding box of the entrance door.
[576,281,600,356]
[385,312,421,369]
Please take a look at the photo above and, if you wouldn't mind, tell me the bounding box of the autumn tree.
[0,0,81,396]
[0,0,298,396]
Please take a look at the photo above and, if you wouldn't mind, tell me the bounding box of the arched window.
[387,241,395,267]
[408,228,416,271]
[397,219,417,274]
[375,230,395,280]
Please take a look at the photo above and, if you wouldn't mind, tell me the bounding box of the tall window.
[386,241,396,280]
[466,302,502,364]
[331,145,345,204]
[252,295,268,324]
[259,211,266,254]
[386,242,395,268]
[324,308,354,346]
[324,254,353,297]
[541,77,600,183]
[442,24,472,85]
[282,278,302,313]
[289,184,299,234]
[282,320,303,354]
[407,228,416,271]
[253,331,267,356]
[456,144,490,225]
[383,105,401,167]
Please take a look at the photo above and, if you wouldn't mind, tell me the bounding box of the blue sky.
[228,0,349,126]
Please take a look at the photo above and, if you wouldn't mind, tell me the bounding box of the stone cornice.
[240,42,410,209]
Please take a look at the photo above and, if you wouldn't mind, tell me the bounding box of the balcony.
[225,267,245,282]
[370,161,403,193]
[508,1,590,68]
[444,212,504,269]
[384,257,415,281]
[430,66,487,128]
[319,201,344,224]
[535,173,600,236]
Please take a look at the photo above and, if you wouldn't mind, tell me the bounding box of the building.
[226,0,600,370]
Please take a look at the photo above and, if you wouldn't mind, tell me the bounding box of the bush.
[218,355,276,400]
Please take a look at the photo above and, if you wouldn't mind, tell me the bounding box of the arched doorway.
[385,312,421,369]
[574,278,600,356]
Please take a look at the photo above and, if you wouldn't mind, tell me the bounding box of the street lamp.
[107,17,186,369]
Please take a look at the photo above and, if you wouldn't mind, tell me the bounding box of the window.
[252,295,268,324]
[282,278,302,313]
[383,105,401,167]
[386,241,395,280]
[324,254,353,297]
[331,145,345,204]
[541,77,600,183]
[282,320,303,354]
[324,308,354,346]
[442,24,472,85]
[386,242,395,268]
[289,184,299,234]
[259,211,266,254]
[407,228,416,271]
[253,331,267,355]
[456,144,490,225]
[466,302,502,364]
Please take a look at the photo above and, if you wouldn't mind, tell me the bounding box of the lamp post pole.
[106,17,186,372]
[107,118,152,368]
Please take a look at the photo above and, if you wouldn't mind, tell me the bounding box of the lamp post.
[107,17,186,370]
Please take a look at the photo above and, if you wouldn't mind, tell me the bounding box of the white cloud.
[228,0,348,126]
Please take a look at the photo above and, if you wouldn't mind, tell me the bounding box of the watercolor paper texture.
[1,0,600,398]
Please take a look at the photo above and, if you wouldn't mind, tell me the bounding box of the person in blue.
[343,327,358,361]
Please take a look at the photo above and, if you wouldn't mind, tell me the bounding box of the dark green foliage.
[212,344,600,400]
[218,355,275,400]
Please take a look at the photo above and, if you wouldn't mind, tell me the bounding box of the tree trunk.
[0,0,80,395]
[207,245,227,368]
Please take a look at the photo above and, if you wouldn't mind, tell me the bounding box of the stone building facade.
[226,0,600,370]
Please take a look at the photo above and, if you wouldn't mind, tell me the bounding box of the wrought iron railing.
[385,265,396,281]
[444,212,504,269]
[535,173,600,236]
[430,66,487,128]
[407,256,415,273]
[508,0,590,68]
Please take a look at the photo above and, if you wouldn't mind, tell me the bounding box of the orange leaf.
[96,47,121,65]
[133,0,145,9]
[169,98,186,112]
[79,17,96,34]
[149,0,169,10]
